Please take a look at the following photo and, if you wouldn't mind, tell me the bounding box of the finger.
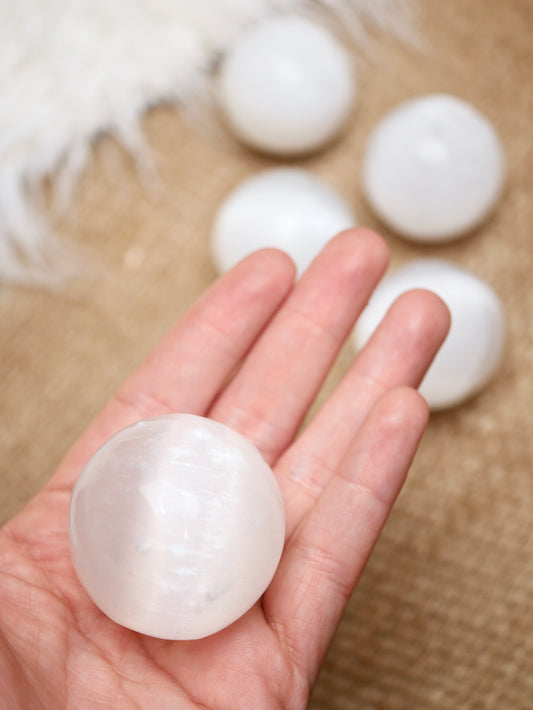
[209,229,389,464]
[278,288,450,535]
[47,249,295,492]
[265,386,429,684]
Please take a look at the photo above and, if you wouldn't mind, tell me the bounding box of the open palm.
[0,229,449,709]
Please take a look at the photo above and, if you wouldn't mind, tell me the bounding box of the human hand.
[0,229,449,709]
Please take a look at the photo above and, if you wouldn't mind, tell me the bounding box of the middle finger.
[208,228,389,464]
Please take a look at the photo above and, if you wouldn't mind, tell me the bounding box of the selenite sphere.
[217,16,355,155]
[210,167,356,274]
[69,414,285,640]
[362,94,505,242]
[353,260,505,410]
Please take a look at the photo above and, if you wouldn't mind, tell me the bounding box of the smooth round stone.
[210,167,356,274]
[69,414,285,640]
[353,259,505,410]
[362,94,505,242]
[217,16,355,155]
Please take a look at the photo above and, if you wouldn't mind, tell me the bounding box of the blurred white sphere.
[217,16,355,155]
[362,94,505,242]
[210,167,356,275]
[70,414,285,640]
[353,259,505,410]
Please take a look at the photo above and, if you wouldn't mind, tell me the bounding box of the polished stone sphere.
[362,94,505,242]
[210,167,356,275]
[217,16,355,156]
[353,259,505,410]
[69,414,285,640]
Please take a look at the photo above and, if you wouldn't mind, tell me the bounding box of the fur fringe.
[0,0,413,286]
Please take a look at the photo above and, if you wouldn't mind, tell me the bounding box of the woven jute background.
[1,0,532,707]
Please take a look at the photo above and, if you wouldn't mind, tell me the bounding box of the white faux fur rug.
[0,0,411,285]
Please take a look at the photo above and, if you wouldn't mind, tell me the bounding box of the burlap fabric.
[2,1,532,707]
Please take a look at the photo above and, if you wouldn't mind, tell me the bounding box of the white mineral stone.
[352,259,505,410]
[69,414,285,640]
[210,167,356,274]
[217,16,355,155]
[362,94,505,242]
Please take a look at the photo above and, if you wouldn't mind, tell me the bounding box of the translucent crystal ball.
[362,94,505,242]
[353,259,505,410]
[217,16,355,156]
[69,414,285,640]
[210,167,356,275]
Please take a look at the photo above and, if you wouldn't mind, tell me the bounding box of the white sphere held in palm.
[217,16,356,156]
[362,94,505,242]
[70,414,285,640]
[353,260,505,410]
[210,168,356,275]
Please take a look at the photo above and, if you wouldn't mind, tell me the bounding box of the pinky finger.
[265,386,429,685]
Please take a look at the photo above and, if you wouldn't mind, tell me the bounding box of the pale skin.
[0,229,450,709]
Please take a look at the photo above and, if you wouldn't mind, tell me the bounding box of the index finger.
[47,249,295,492]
